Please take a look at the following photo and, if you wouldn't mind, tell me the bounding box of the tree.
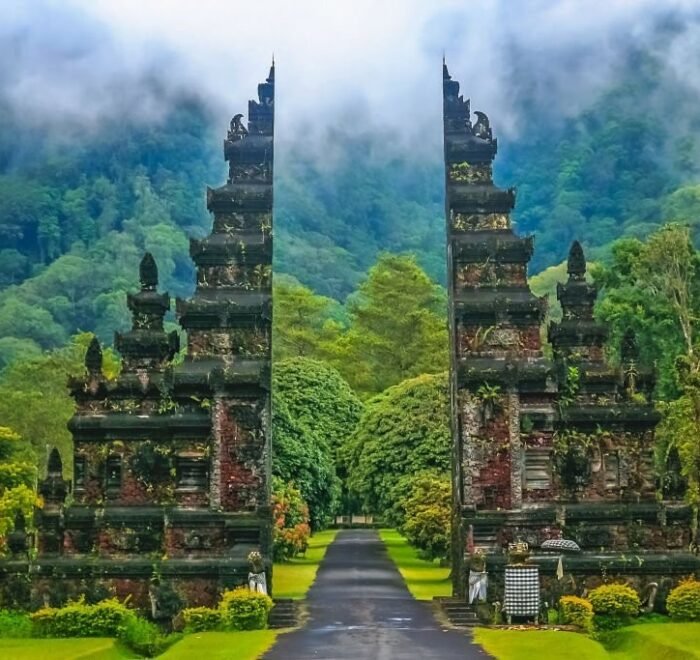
[271,392,340,531]
[273,358,362,454]
[0,333,120,476]
[335,254,448,398]
[398,472,451,562]
[344,373,451,520]
[273,357,363,516]
[594,226,700,398]
[0,426,40,544]
[272,279,341,361]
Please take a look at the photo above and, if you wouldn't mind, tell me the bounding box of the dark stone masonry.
[0,66,275,614]
[0,61,698,616]
[443,62,700,606]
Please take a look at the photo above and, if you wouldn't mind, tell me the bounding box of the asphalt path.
[264,529,490,659]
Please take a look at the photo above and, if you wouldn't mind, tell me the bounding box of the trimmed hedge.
[667,578,700,621]
[182,606,222,633]
[30,598,134,638]
[559,595,594,631]
[589,584,640,617]
[219,588,273,631]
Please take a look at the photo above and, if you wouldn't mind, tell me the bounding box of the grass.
[474,622,700,659]
[0,631,284,660]
[378,528,451,600]
[273,528,339,599]
[159,630,282,659]
[0,637,131,659]
[474,628,610,660]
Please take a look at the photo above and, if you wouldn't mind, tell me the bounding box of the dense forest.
[2,39,700,556]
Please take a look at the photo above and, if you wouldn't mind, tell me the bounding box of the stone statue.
[230,114,249,137]
[472,111,492,140]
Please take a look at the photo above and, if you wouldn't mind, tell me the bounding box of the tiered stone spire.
[443,62,546,364]
[177,64,274,369]
[114,253,179,371]
[548,241,607,362]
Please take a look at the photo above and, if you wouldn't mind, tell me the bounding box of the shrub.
[119,615,179,656]
[667,578,700,620]
[398,472,451,561]
[272,479,311,562]
[30,598,135,637]
[182,606,222,632]
[0,609,32,638]
[588,584,640,618]
[559,595,594,631]
[219,588,273,631]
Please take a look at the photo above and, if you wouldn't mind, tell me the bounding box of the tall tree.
[343,373,451,520]
[335,254,448,398]
[272,279,341,361]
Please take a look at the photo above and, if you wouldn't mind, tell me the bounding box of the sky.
[3,0,700,150]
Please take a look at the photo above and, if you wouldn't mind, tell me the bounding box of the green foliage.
[272,279,342,361]
[589,584,640,626]
[333,254,448,398]
[559,595,594,631]
[271,479,311,562]
[272,393,340,530]
[0,333,118,478]
[181,607,222,633]
[0,426,39,545]
[667,578,700,621]
[594,225,700,399]
[30,598,135,638]
[218,588,272,631]
[397,473,451,561]
[119,615,180,656]
[344,373,451,521]
[273,357,363,514]
[0,609,32,638]
[273,358,363,455]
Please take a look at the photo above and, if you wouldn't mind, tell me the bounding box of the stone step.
[268,599,300,629]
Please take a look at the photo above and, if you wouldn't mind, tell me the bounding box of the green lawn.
[273,529,339,599]
[160,630,282,659]
[474,623,700,660]
[0,637,131,659]
[378,528,452,600]
[474,628,610,660]
[0,631,284,660]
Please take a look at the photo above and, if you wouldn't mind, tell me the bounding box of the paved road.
[264,529,490,660]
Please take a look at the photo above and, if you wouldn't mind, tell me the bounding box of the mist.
[3,0,700,157]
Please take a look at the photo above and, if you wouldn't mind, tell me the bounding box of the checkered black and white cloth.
[504,566,540,616]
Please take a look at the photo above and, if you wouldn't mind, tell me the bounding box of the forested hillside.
[0,46,699,368]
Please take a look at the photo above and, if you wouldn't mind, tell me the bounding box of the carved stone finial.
[85,336,103,375]
[47,447,63,477]
[621,328,639,363]
[139,252,158,289]
[567,241,586,280]
[229,113,248,138]
[472,111,492,140]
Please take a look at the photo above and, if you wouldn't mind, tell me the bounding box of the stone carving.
[84,336,103,374]
[229,113,249,138]
[139,252,158,289]
[472,111,492,140]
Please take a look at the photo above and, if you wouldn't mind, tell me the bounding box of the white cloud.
[3,0,700,149]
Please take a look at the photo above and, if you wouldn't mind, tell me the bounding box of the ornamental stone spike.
[621,327,639,364]
[567,240,586,280]
[139,252,158,290]
[84,336,103,375]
